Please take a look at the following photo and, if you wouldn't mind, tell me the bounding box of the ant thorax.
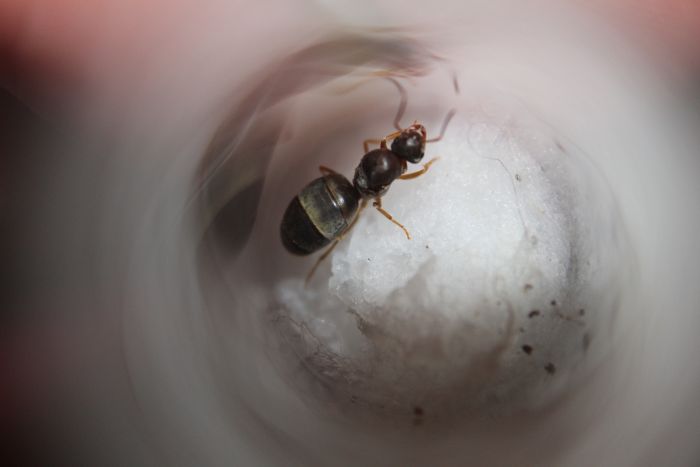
[352,148,405,199]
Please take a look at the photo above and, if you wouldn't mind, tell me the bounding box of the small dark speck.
[522,345,533,355]
[528,310,541,318]
[515,174,522,181]
[367,258,371,262]
[555,140,565,152]
[425,245,429,249]
[413,406,425,426]
[545,363,556,374]
[523,283,533,292]
[350,395,357,403]
[583,333,592,351]
[550,300,557,306]
[519,327,526,333]
[579,309,585,316]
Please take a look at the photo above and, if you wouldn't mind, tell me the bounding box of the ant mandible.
[280,77,456,283]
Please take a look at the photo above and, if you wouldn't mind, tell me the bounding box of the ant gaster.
[280,78,456,282]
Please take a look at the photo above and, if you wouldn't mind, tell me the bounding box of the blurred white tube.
[10,1,700,466]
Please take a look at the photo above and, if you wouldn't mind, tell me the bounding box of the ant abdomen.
[280,173,360,255]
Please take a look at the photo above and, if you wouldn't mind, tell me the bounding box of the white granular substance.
[330,123,568,324]
[275,115,620,414]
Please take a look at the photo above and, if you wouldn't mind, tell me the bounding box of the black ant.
[280,78,456,282]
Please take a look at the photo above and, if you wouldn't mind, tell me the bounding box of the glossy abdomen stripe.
[298,177,349,240]
[280,175,357,255]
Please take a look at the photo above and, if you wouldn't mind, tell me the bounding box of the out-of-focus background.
[2,1,700,466]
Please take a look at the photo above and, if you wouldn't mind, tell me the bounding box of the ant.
[280,78,456,283]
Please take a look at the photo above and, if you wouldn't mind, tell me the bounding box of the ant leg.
[399,157,439,180]
[379,130,402,149]
[363,139,383,153]
[305,200,367,285]
[319,166,339,176]
[363,129,402,153]
[373,197,411,240]
[426,108,456,143]
[305,240,340,285]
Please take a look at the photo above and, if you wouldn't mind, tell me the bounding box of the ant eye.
[391,130,425,163]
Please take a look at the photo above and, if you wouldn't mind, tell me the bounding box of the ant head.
[391,123,426,164]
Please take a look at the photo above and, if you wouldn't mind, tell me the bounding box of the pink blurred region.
[0,0,697,426]
[0,0,697,463]
[0,0,696,405]
[587,0,700,73]
[0,0,225,112]
[0,0,698,104]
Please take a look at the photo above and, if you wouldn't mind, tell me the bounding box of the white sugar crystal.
[329,121,568,319]
[274,114,614,412]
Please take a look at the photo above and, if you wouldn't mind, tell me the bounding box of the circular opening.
[197,35,632,425]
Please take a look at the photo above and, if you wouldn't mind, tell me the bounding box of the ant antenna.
[385,74,457,142]
[426,70,459,143]
[427,108,456,143]
[385,76,408,131]
[451,70,461,95]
